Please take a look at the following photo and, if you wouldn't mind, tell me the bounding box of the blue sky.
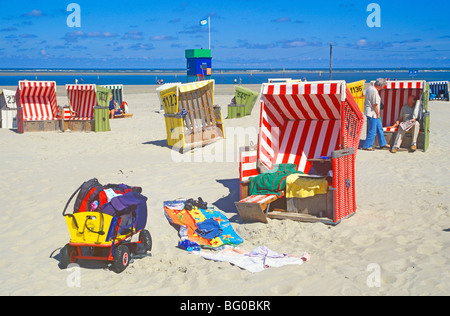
[0,0,449,69]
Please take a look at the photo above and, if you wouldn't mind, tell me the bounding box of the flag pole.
[208,16,211,50]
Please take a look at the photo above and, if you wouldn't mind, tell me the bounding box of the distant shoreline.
[1,68,449,77]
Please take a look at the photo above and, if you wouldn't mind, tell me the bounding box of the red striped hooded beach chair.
[64,84,111,132]
[66,84,98,121]
[236,81,364,225]
[15,81,61,133]
[375,80,430,151]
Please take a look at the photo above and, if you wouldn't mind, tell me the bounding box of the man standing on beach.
[363,78,390,151]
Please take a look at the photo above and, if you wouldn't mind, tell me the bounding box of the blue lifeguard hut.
[186,49,212,83]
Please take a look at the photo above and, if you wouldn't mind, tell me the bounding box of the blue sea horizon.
[0,68,449,86]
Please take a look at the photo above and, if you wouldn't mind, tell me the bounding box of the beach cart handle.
[83,215,106,236]
[62,184,83,217]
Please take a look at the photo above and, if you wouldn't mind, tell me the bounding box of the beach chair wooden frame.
[373,80,430,152]
[235,81,364,225]
[64,84,112,132]
[15,81,62,133]
[157,80,225,151]
[227,86,260,119]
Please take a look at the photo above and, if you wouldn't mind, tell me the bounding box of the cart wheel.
[112,245,130,273]
[60,244,78,269]
[139,230,153,252]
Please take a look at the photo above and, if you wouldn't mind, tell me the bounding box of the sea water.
[0,68,449,86]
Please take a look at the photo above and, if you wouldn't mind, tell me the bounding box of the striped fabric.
[376,81,425,128]
[66,85,97,120]
[102,85,123,104]
[261,81,346,121]
[239,147,258,182]
[17,81,58,121]
[274,120,341,174]
[259,81,347,174]
[429,81,449,100]
[240,193,284,204]
[383,81,423,90]
[383,127,399,132]
[179,80,215,94]
[63,108,72,120]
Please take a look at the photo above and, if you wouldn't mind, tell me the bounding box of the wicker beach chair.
[236,81,364,225]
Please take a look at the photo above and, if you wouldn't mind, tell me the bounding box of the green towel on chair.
[249,164,304,198]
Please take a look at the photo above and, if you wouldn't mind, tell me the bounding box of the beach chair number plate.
[161,87,178,114]
[236,91,249,102]
[6,95,16,107]
[98,91,109,103]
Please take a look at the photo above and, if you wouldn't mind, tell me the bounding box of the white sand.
[0,84,449,296]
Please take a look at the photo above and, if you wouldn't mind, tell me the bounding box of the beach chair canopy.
[156,82,181,111]
[258,81,363,175]
[157,80,224,150]
[16,81,58,121]
[102,85,124,104]
[66,85,110,120]
[429,81,449,100]
[374,80,426,128]
[178,80,215,97]
[1,89,18,109]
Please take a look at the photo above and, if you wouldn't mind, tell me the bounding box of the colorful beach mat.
[164,200,243,249]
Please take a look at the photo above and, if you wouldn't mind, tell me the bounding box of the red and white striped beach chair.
[64,84,110,132]
[235,81,364,225]
[376,80,430,151]
[15,81,61,133]
[66,84,97,120]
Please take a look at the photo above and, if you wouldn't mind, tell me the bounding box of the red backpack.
[73,178,108,213]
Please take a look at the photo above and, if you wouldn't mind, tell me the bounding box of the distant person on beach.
[109,94,120,119]
[363,78,390,151]
[390,95,420,153]
[239,77,242,85]
[234,78,237,85]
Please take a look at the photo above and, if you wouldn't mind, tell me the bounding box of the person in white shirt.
[362,78,390,151]
[390,95,420,153]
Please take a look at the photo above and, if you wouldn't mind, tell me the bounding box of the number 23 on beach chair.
[157,80,225,152]
[235,81,364,225]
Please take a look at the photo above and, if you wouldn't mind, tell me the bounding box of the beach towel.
[164,200,243,249]
[286,174,329,199]
[194,246,310,273]
[249,164,304,198]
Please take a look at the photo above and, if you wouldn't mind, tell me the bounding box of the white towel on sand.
[194,246,310,273]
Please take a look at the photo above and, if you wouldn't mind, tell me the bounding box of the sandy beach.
[0,84,449,296]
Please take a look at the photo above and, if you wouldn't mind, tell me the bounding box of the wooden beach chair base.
[114,113,134,119]
[235,194,283,224]
[63,120,95,133]
[227,104,247,119]
[22,120,62,133]
[269,190,337,225]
